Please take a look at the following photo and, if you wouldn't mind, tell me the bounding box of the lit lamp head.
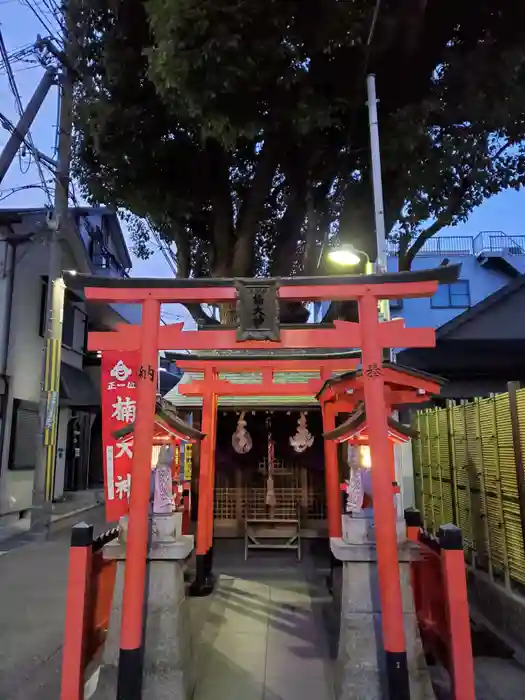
[326,243,362,267]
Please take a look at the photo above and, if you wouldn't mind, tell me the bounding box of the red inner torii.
[68,265,459,700]
[318,364,443,517]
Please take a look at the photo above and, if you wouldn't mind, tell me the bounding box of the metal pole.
[0,68,57,184]
[366,73,387,274]
[31,3,76,532]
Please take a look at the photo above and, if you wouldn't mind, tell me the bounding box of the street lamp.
[326,243,373,273]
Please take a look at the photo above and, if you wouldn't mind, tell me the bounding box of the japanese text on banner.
[101,352,139,521]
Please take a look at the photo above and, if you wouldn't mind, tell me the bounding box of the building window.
[40,280,86,353]
[62,301,75,347]
[430,280,471,309]
[9,400,39,470]
[390,299,403,310]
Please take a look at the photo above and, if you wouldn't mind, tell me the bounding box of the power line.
[0,30,53,203]
[40,0,64,27]
[366,0,382,49]
[0,181,53,201]
[148,222,179,275]
[18,0,58,38]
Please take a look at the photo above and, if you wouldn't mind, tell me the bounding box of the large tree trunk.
[339,180,376,259]
[233,138,278,277]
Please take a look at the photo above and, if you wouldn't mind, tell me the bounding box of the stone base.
[152,512,183,541]
[467,567,525,660]
[331,539,434,700]
[342,513,407,546]
[95,535,195,700]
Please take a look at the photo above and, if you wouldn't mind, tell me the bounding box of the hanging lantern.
[289,412,314,453]
[232,411,253,454]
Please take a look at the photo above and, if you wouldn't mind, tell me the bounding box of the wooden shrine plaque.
[235,279,280,341]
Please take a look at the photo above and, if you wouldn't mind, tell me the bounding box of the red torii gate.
[67,265,460,700]
[318,364,444,518]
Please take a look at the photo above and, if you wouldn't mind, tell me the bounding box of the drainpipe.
[0,239,14,477]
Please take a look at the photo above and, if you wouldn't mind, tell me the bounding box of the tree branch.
[206,140,235,277]
[233,137,278,276]
[400,172,474,270]
[339,179,376,258]
[270,187,307,276]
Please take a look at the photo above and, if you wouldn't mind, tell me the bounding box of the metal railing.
[473,231,525,256]
[387,232,525,257]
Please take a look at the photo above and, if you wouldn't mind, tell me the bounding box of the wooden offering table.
[244,512,301,561]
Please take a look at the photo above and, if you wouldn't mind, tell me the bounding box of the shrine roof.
[112,400,204,441]
[164,370,322,408]
[316,361,446,400]
[323,404,418,442]
[65,265,460,292]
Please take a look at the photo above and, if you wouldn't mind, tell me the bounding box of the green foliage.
[72,0,525,277]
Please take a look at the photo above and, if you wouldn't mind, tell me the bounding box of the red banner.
[101,351,140,521]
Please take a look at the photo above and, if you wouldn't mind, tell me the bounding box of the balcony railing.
[387,231,525,257]
[473,231,525,256]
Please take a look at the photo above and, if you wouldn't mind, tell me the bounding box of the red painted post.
[117,297,160,700]
[404,509,428,641]
[404,508,422,543]
[323,403,343,538]
[358,291,410,700]
[181,486,191,535]
[60,522,94,700]
[439,524,476,700]
[190,388,218,595]
[205,390,218,579]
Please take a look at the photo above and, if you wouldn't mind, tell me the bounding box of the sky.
[2,3,525,283]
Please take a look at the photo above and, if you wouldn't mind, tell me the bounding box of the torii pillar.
[358,292,409,700]
[190,378,218,596]
[323,402,342,539]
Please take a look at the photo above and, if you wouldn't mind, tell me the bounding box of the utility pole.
[31,1,77,532]
[366,73,391,326]
[366,73,387,275]
[0,68,57,184]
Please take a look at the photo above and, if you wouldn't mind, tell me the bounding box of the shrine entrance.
[164,351,364,541]
[212,409,326,537]
[69,265,461,700]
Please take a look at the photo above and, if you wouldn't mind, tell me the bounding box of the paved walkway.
[191,575,335,700]
[0,506,107,700]
[0,489,104,552]
[3,528,525,700]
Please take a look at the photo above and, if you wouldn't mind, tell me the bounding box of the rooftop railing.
[387,231,525,257]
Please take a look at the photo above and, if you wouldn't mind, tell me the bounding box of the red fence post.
[404,508,422,625]
[439,524,475,700]
[60,522,94,700]
[181,485,191,535]
[404,508,422,542]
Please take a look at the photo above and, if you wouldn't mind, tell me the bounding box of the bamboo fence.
[412,382,525,589]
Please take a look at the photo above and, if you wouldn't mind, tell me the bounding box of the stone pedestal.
[342,512,407,546]
[96,534,195,700]
[331,537,434,700]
